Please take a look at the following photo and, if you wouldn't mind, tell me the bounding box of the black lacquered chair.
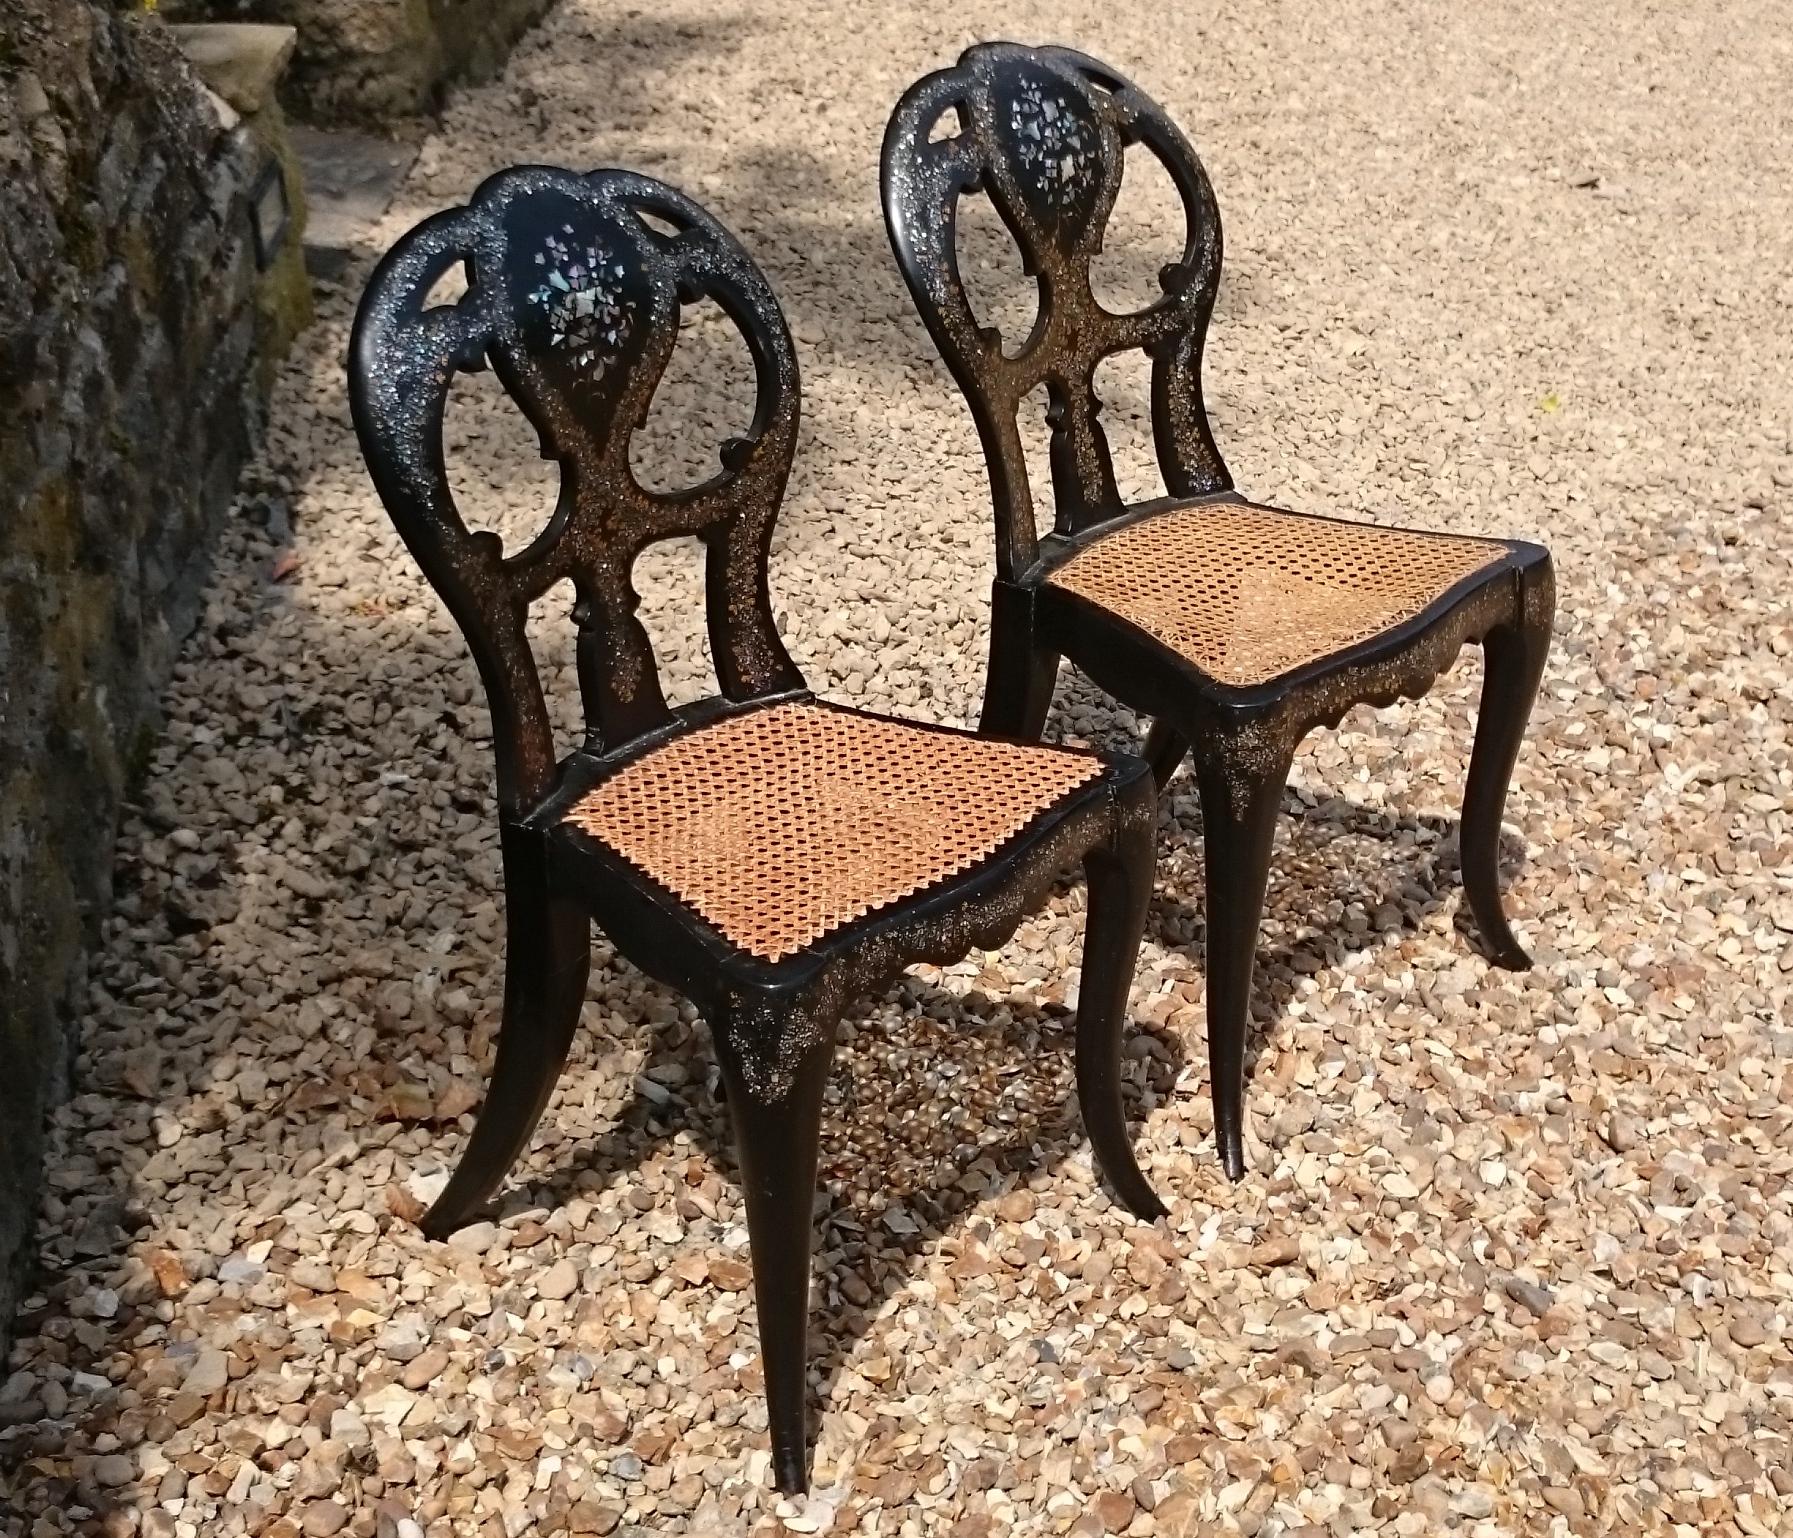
[882,44,1555,1181]
[348,164,1163,1492]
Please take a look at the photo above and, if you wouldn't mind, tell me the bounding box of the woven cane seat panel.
[1050,502,1506,686]
[563,702,1102,961]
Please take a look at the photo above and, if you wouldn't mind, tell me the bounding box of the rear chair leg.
[1076,781,1168,1220]
[1142,719,1188,793]
[980,582,1058,740]
[422,827,590,1239]
[713,1009,838,1495]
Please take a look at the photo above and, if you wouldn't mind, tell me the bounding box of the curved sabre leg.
[1194,747,1291,1182]
[422,828,590,1238]
[1076,782,1167,1219]
[1462,561,1554,968]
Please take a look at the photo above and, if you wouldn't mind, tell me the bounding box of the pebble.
[1501,1274,1556,1315]
[1092,1489,1136,1531]
[537,1257,580,1300]
[177,1346,228,1398]
[444,1222,498,1256]
[1729,1314,1769,1348]
[217,1253,264,1285]
[290,1258,336,1292]
[401,1344,451,1390]
[301,1503,350,1538]
[92,1453,134,1487]
[1451,1487,1496,1519]
[708,1257,753,1292]
[330,1407,370,1449]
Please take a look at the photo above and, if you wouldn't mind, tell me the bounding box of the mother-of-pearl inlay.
[528,225,634,373]
[1007,78,1096,208]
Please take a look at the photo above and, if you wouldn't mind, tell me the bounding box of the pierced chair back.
[349,166,805,816]
[882,42,1232,579]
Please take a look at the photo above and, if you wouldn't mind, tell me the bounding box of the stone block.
[167,22,296,114]
[164,0,556,126]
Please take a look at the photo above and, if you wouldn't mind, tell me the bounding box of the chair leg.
[714,1014,837,1495]
[1078,791,1167,1220]
[1194,749,1292,1182]
[979,585,1057,740]
[1461,578,1553,969]
[422,828,590,1239]
[1142,719,1188,793]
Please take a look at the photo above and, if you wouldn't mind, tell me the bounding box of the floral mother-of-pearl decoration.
[1008,78,1096,209]
[528,226,634,374]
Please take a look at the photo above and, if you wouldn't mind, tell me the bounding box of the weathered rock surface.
[165,0,558,124]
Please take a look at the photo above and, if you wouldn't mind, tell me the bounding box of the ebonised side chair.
[348,164,1164,1492]
[882,44,1555,1181]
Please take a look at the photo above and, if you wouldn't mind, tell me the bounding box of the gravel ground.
[6,2,1793,1535]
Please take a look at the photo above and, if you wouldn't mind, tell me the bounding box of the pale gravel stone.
[402,1343,451,1389]
[177,1345,229,1398]
[2,2,1791,1535]
[289,1258,336,1292]
[217,1253,264,1285]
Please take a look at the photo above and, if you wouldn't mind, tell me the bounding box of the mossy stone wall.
[0,0,303,1345]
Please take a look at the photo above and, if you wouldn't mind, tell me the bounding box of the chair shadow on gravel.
[1041,665,1535,1103]
[516,963,1187,1415]
[1149,794,1532,1086]
[504,694,1530,1416]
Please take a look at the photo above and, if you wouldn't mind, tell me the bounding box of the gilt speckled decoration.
[349,166,805,815]
[882,42,1232,578]
[350,162,1170,1495]
[884,44,1557,1189]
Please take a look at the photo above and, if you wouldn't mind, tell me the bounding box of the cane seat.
[1050,501,1507,687]
[563,701,1104,961]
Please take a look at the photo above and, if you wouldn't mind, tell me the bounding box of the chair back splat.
[882,42,1232,579]
[349,167,805,815]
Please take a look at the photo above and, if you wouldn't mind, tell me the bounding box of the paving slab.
[291,123,421,280]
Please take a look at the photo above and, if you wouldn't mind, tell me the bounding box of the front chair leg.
[1461,561,1554,969]
[979,583,1058,740]
[1077,783,1167,1220]
[423,827,591,1238]
[1194,745,1293,1182]
[713,1007,838,1495]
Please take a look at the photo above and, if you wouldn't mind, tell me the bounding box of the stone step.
[290,125,420,282]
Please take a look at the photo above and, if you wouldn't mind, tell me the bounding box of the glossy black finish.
[883,45,1556,1180]
[351,165,804,815]
[350,165,1164,1492]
